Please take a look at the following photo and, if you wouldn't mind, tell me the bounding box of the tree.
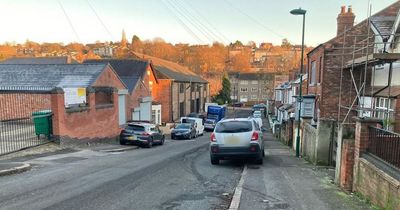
[212,74,231,105]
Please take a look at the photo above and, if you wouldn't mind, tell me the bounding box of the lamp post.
[290,7,306,157]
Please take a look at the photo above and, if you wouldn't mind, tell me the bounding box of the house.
[228,72,276,105]
[132,52,209,123]
[0,63,127,147]
[84,59,159,125]
[302,3,400,166]
[1,56,77,64]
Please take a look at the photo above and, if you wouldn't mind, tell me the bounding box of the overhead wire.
[86,0,115,41]
[172,0,226,43]
[160,0,204,44]
[167,0,214,43]
[57,0,81,42]
[221,0,290,42]
[179,0,230,43]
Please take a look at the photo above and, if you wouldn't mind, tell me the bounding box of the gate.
[0,90,53,155]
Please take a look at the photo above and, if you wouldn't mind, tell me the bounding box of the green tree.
[212,74,231,104]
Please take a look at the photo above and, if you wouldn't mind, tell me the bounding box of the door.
[118,94,126,126]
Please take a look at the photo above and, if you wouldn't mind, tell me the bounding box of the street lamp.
[290,7,306,157]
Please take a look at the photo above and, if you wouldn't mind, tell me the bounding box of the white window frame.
[251,87,258,92]
[251,80,258,85]
[240,87,248,92]
[240,80,248,85]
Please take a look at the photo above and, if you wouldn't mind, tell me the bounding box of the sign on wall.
[64,88,86,107]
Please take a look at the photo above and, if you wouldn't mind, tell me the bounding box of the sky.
[0,0,397,47]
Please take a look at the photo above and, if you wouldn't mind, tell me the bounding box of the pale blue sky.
[0,0,397,46]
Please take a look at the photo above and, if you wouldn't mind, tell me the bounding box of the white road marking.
[229,165,248,210]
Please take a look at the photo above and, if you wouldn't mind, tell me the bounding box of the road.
[0,109,371,210]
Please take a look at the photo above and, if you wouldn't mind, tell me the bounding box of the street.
[0,109,371,210]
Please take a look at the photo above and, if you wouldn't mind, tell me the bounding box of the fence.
[368,126,400,169]
[0,90,53,155]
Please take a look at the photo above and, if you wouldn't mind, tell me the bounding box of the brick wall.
[153,79,172,123]
[340,138,355,191]
[0,93,52,121]
[51,89,120,141]
[352,117,400,210]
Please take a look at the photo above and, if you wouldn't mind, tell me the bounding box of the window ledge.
[96,104,114,109]
[66,106,90,113]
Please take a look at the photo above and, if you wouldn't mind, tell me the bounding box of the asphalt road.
[0,108,372,210]
[0,132,243,210]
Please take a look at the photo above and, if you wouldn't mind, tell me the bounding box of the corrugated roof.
[84,59,150,92]
[1,56,75,64]
[0,64,107,91]
[132,52,208,83]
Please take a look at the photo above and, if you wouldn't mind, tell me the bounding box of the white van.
[180,117,204,137]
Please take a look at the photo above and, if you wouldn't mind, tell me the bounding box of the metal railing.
[368,126,400,169]
[0,90,53,155]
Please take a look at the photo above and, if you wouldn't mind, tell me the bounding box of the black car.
[171,123,196,140]
[119,123,165,148]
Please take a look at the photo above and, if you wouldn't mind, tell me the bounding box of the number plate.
[127,136,137,140]
[225,136,239,145]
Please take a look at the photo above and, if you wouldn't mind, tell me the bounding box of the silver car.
[210,118,265,165]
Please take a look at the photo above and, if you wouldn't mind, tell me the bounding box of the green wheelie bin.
[32,110,53,139]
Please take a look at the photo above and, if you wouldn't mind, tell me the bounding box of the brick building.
[1,56,77,64]
[228,72,275,105]
[133,52,209,123]
[0,64,126,145]
[85,59,159,124]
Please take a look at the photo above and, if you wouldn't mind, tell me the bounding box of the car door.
[151,126,161,142]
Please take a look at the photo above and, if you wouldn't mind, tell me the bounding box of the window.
[215,121,252,133]
[240,80,248,85]
[179,83,185,93]
[318,57,322,84]
[310,61,317,85]
[251,87,258,92]
[374,97,394,119]
[251,80,258,85]
[197,85,201,91]
[240,87,248,92]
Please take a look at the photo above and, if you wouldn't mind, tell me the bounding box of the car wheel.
[211,157,219,165]
[147,139,153,148]
[262,148,265,157]
[160,136,165,145]
[255,157,263,165]
[119,139,126,145]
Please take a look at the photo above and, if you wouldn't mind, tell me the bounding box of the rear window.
[126,125,145,132]
[215,121,252,133]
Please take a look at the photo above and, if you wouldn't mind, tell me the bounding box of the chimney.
[337,5,355,36]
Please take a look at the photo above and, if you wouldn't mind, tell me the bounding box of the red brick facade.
[0,93,51,120]
[125,65,157,121]
[339,138,355,191]
[153,79,172,123]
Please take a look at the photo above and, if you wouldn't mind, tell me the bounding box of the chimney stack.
[337,5,355,36]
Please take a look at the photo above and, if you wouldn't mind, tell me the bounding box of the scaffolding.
[332,16,400,130]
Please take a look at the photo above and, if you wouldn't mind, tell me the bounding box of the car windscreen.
[215,121,252,133]
[182,119,195,124]
[126,125,145,131]
[176,124,190,129]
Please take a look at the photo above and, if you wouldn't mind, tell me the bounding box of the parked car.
[119,122,165,148]
[250,116,263,128]
[210,118,264,165]
[171,123,196,140]
[233,102,244,107]
[180,117,204,136]
[253,110,262,118]
[204,118,217,131]
[187,112,206,123]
